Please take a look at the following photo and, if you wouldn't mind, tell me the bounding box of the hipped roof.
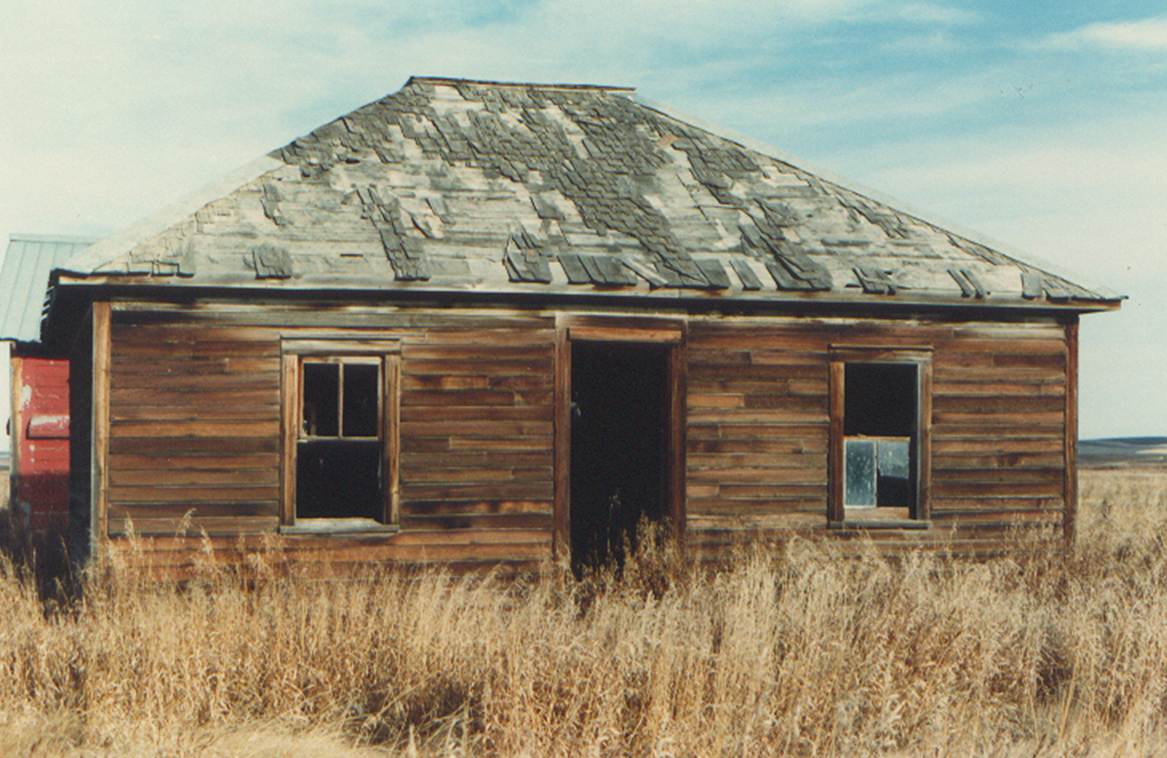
[57,77,1121,312]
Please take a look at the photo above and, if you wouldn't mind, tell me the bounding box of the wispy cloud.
[894,3,979,26]
[880,30,961,53]
[1041,15,1167,52]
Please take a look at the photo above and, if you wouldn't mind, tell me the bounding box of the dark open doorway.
[570,341,671,573]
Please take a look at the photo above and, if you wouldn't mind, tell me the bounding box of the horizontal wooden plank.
[689,409,828,424]
[405,359,552,375]
[402,345,555,361]
[110,404,280,422]
[111,388,278,405]
[401,405,550,423]
[687,452,825,469]
[109,516,280,537]
[569,326,682,343]
[403,466,552,484]
[403,499,552,516]
[109,437,280,454]
[689,466,826,484]
[402,375,491,390]
[930,508,1063,523]
[689,364,825,381]
[713,483,826,499]
[401,482,553,500]
[113,342,282,358]
[400,513,553,530]
[447,436,553,451]
[107,538,551,566]
[932,436,1063,454]
[110,485,280,502]
[934,382,1065,397]
[401,452,551,469]
[111,323,284,341]
[402,421,553,437]
[932,453,1065,470]
[111,468,278,486]
[931,467,1064,483]
[688,438,827,455]
[688,512,826,530]
[933,366,1066,384]
[110,357,280,376]
[933,422,1064,437]
[932,481,1063,498]
[110,502,279,518]
[110,372,280,391]
[931,496,1062,509]
[687,500,824,517]
[111,420,280,438]
[933,396,1065,414]
[110,453,281,470]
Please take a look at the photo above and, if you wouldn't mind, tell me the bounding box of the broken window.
[844,362,916,511]
[830,351,931,523]
[281,341,401,529]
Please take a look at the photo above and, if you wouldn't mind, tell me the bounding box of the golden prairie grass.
[0,469,1164,756]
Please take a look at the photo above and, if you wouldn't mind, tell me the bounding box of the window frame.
[280,338,401,532]
[828,345,932,528]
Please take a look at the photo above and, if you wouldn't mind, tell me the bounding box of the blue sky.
[1,1,1165,445]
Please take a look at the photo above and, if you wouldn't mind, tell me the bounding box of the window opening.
[296,358,384,521]
[843,363,918,513]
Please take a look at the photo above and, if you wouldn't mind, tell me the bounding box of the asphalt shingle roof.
[58,77,1119,310]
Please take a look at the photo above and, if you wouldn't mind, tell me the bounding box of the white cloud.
[1041,15,1167,52]
[895,3,979,26]
[880,31,961,53]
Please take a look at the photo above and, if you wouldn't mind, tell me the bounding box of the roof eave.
[50,274,1123,316]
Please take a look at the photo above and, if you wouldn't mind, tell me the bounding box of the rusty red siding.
[12,355,70,532]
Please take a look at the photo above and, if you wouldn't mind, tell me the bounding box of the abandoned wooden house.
[15,77,1121,573]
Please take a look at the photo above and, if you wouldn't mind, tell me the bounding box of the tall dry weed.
[0,470,1163,755]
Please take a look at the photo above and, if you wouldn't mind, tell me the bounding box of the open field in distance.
[0,466,1162,754]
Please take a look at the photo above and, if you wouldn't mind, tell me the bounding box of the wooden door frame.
[553,315,687,560]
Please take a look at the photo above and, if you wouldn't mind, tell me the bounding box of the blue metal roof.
[0,234,97,343]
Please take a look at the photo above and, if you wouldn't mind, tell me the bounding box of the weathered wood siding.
[99,302,1073,572]
[103,305,555,571]
[686,316,1070,556]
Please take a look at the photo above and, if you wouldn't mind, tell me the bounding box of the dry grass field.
[0,468,1164,756]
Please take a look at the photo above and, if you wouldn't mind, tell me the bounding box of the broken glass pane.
[844,438,877,507]
[302,363,339,437]
[877,439,910,479]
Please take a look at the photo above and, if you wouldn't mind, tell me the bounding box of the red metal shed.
[1,234,95,534]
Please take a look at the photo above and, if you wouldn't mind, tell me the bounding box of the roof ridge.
[407,75,635,93]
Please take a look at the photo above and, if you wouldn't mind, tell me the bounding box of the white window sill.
[279,518,399,536]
